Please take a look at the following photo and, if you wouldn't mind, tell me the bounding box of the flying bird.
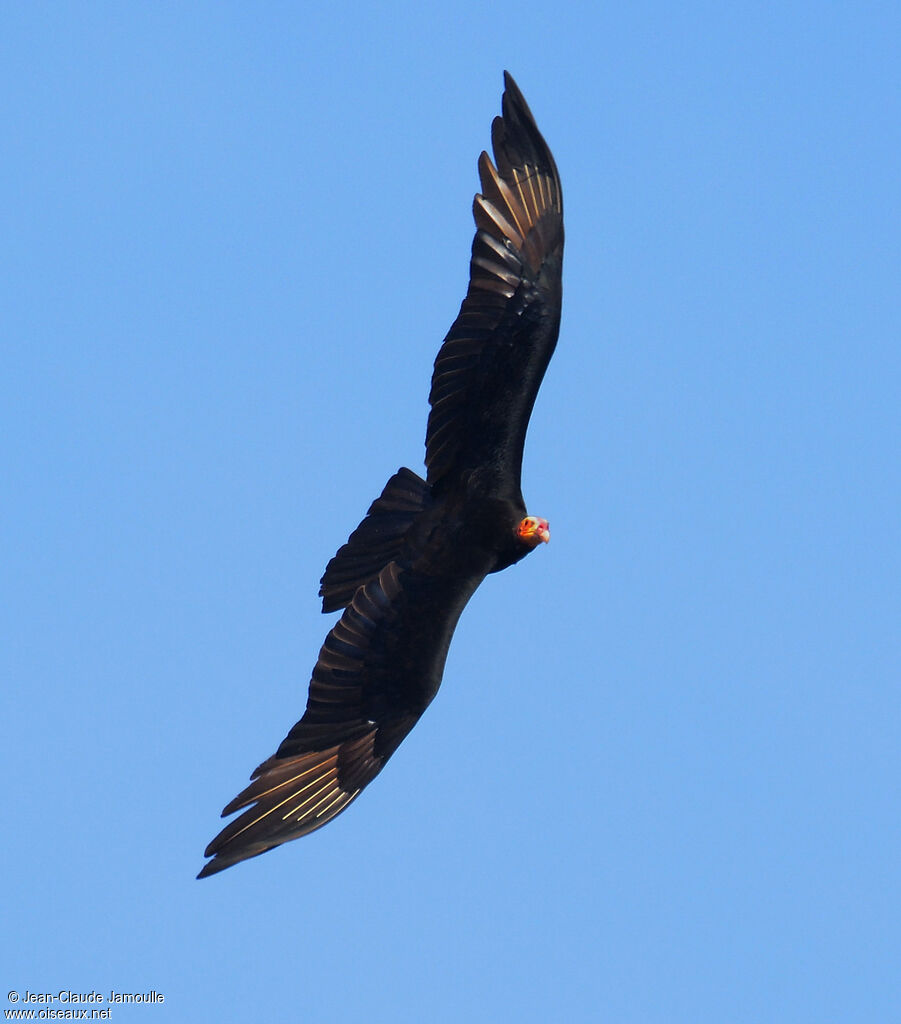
[198,72,563,877]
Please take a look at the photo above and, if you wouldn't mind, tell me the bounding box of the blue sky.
[4,2,899,1021]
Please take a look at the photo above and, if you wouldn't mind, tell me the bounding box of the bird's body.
[199,73,563,877]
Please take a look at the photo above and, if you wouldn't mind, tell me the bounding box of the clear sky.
[4,2,899,1021]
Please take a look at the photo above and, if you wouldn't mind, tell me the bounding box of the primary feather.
[199,72,563,878]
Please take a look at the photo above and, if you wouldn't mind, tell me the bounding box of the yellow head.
[516,516,550,548]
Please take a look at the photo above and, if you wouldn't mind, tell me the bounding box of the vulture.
[198,72,563,877]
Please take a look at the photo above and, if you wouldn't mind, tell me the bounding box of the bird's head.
[516,515,550,549]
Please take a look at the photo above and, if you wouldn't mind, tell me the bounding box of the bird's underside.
[198,72,563,878]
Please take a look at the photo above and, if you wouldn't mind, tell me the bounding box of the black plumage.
[198,72,563,878]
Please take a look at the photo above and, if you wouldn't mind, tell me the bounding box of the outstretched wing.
[198,561,477,877]
[425,72,564,493]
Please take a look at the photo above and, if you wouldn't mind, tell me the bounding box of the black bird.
[199,72,563,877]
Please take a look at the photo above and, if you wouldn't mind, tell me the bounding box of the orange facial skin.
[516,516,550,547]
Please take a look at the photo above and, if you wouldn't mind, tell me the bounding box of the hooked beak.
[517,516,550,547]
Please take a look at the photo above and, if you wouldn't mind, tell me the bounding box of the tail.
[318,467,431,612]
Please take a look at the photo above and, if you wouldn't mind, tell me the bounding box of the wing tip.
[197,726,386,877]
[491,71,562,216]
[501,70,530,117]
